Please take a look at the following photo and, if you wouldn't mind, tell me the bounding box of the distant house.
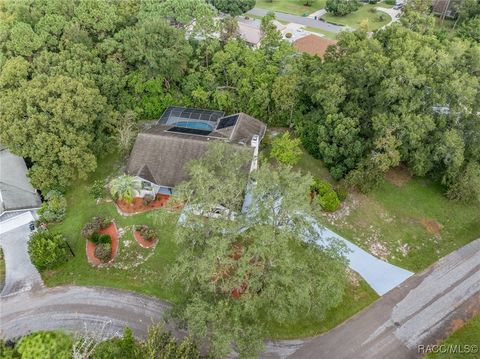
[293,34,338,58]
[237,18,289,48]
[0,147,41,221]
[126,107,266,196]
[432,0,457,19]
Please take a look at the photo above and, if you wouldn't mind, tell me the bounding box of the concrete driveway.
[0,219,43,296]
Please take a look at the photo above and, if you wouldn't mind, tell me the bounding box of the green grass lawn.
[293,147,480,272]
[44,149,378,339]
[321,4,392,31]
[265,276,377,338]
[256,0,326,16]
[425,316,480,359]
[303,26,338,39]
[44,152,182,302]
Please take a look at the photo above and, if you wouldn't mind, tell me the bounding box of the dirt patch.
[369,241,390,261]
[86,222,119,266]
[421,218,443,235]
[385,165,412,187]
[117,194,171,215]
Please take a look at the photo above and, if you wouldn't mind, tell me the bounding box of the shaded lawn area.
[321,4,391,31]
[44,152,182,302]
[264,277,378,338]
[295,148,480,272]
[256,0,326,16]
[425,316,480,359]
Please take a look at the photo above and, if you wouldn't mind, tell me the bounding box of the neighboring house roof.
[126,109,266,188]
[238,21,262,46]
[0,148,41,216]
[293,34,338,58]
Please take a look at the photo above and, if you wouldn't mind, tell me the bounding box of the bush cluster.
[143,194,154,205]
[89,179,106,200]
[136,225,157,242]
[90,233,112,245]
[81,217,112,239]
[311,178,344,212]
[325,0,360,16]
[94,242,112,262]
[28,230,69,270]
[38,190,67,223]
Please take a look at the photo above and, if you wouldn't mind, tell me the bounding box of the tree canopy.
[164,143,348,358]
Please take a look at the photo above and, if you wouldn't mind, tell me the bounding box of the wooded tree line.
[0,0,478,201]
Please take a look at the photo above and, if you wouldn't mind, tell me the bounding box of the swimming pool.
[175,121,214,131]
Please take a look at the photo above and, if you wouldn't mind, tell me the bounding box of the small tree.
[17,331,72,359]
[110,175,139,203]
[116,110,137,155]
[38,190,67,223]
[270,132,302,166]
[28,231,69,270]
[325,0,360,16]
[89,180,106,200]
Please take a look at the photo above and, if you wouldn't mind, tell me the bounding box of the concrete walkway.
[376,6,401,28]
[247,8,344,33]
[310,220,414,295]
[0,217,43,297]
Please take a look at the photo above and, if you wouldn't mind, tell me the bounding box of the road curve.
[1,240,479,359]
[0,286,172,340]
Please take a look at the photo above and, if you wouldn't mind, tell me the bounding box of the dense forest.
[0,0,479,202]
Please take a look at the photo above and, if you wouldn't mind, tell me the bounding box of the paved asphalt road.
[0,286,172,340]
[247,8,344,33]
[265,239,480,358]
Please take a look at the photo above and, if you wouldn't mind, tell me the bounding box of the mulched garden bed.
[116,194,171,215]
[133,230,157,249]
[86,222,119,266]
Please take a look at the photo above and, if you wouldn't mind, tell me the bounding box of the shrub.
[317,190,341,212]
[311,178,333,196]
[385,0,396,4]
[285,32,292,38]
[110,175,139,203]
[81,217,111,239]
[94,242,112,262]
[270,132,302,166]
[143,194,154,205]
[335,184,349,202]
[17,331,72,359]
[89,180,105,200]
[136,225,157,241]
[325,0,360,16]
[90,232,101,244]
[28,231,69,270]
[99,234,112,244]
[377,14,386,21]
[38,190,67,223]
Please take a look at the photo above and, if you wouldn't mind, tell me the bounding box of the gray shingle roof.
[126,111,266,188]
[0,149,41,215]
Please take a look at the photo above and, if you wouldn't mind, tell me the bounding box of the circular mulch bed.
[133,230,157,249]
[86,222,120,266]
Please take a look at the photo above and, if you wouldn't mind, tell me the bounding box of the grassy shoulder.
[294,147,480,272]
[44,152,181,302]
[256,0,326,16]
[264,275,378,338]
[424,316,480,359]
[321,4,391,31]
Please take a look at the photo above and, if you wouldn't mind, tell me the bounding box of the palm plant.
[109,175,139,203]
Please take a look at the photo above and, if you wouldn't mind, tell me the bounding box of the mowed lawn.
[321,4,391,30]
[297,149,480,272]
[425,316,480,359]
[43,150,378,339]
[256,0,326,15]
[44,152,182,302]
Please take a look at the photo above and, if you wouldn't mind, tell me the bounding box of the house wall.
[133,176,173,197]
